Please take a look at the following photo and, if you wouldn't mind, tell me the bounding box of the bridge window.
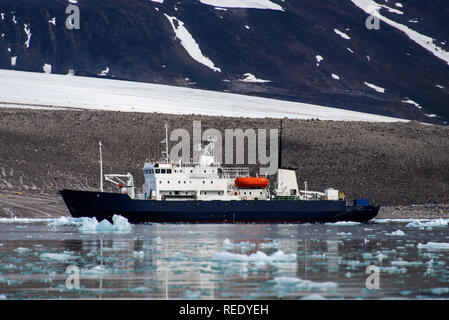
[155,169,160,174]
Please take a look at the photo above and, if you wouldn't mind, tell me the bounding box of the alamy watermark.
[365,265,380,289]
[167,121,279,175]
[365,5,381,30]
[65,265,80,289]
[65,3,80,30]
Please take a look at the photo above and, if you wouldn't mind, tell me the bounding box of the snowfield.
[0,69,408,122]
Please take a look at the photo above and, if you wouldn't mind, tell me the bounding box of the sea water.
[0,216,448,299]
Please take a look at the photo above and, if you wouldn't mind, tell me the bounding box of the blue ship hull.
[59,189,379,223]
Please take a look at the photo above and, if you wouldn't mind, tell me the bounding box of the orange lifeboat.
[235,176,269,189]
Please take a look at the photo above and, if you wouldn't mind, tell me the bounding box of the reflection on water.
[0,219,448,299]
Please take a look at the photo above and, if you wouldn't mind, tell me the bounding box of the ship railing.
[219,167,250,179]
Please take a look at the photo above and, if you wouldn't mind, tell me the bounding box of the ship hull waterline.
[59,189,379,224]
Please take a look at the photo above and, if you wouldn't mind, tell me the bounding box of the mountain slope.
[0,0,448,123]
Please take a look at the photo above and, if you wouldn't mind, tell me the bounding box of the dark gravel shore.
[0,107,448,219]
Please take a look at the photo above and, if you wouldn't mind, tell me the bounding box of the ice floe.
[79,215,132,233]
[269,276,337,296]
[40,252,76,261]
[211,250,296,265]
[386,229,405,236]
[406,219,448,229]
[417,242,449,250]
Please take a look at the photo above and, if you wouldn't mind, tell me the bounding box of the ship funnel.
[275,168,299,196]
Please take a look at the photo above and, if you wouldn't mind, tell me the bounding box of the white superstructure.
[141,139,269,201]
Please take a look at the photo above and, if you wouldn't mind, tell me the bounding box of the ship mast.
[99,141,103,192]
[161,123,170,163]
[278,119,283,169]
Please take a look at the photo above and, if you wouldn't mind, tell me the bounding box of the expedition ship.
[60,125,379,223]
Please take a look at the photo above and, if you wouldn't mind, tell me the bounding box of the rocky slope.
[0,108,448,208]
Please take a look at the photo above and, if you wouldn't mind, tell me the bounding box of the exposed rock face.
[0,108,448,206]
[0,0,448,123]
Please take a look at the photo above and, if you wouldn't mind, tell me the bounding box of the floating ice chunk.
[270,276,337,296]
[133,251,145,258]
[430,288,449,295]
[11,56,17,67]
[406,219,448,228]
[79,215,131,233]
[391,260,423,267]
[301,293,326,300]
[316,55,323,66]
[40,253,75,261]
[328,221,360,226]
[386,229,405,236]
[49,18,56,25]
[81,265,109,277]
[222,238,256,250]
[149,0,164,3]
[211,250,296,265]
[170,252,187,260]
[379,266,407,274]
[417,242,449,250]
[258,241,280,249]
[14,247,31,253]
[128,286,150,293]
[337,232,351,236]
[48,216,80,226]
[182,290,202,300]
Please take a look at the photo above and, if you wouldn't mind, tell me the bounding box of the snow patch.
[351,0,449,66]
[199,0,284,11]
[331,73,340,80]
[402,99,421,109]
[334,29,351,40]
[239,73,271,83]
[24,24,31,48]
[98,67,109,77]
[364,82,385,93]
[0,69,409,122]
[10,56,17,67]
[165,14,221,72]
[43,63,52,74]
